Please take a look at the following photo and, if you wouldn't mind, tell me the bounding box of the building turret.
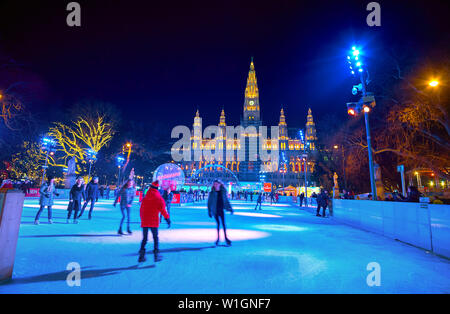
[279,108,288,150]
[306,108,317,150]
[242,58,261,126]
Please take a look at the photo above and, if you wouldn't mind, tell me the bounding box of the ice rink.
[1,198,449,294]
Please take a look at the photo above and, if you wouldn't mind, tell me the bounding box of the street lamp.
[41,135,57,184]
[116,155,125,186]
[429,80,439,87]
[297,130,309,206]
[346,45,377,200]
[85,148,98,183]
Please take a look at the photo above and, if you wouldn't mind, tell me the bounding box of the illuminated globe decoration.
[152,163,185,191]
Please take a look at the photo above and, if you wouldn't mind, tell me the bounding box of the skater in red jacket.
[138,180,171,262]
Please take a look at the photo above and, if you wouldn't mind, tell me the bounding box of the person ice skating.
[78,177,100,220]
[316,189,329,217]
[160,186,173,223]
[254,192,262,210]
[138,181,171,263]
[34,176,59,224]
[67,177,85,224]
[207,179,233,246]
[114,179,136,235]
[105,186,110,199]
[299,192,305,207]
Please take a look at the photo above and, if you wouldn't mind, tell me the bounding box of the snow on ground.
[0,198,449,294]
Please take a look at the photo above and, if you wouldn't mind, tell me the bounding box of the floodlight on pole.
[345,44,377,200]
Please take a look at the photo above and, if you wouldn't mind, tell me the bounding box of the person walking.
[316,190,329,217]
[160,186,173,223]
[114,179,136,235]
[34,176,59,224]
[254,192,262,210]
[105,186,110,199]
[67,177,85,224]
[207,179,233,246]
[138,181,171,263]
[78,177,100,220]
[299,192,305,207]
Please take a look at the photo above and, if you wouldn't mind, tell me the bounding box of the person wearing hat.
[208,179,233,246]
[78,176,100,220]
[34,176,59,224]
[138,180,171,263]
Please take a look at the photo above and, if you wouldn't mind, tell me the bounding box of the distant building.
[176,59,317,189]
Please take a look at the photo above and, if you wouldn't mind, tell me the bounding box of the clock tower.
[242,58,261,127]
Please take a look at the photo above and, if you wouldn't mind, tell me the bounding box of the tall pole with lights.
[116,155,125,187]
[41,136,56,185]
[299,130,308,205]
[86,148,98,184]
[346,46,377,200]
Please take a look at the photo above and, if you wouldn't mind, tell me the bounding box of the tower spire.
[219,108,226,126]
[245,59,258,99]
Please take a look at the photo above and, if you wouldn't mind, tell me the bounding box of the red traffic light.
[348,108,356,116]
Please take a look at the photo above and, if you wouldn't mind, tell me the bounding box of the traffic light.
[347,92,376,116]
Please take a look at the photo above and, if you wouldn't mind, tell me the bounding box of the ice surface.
[0,199,449,294]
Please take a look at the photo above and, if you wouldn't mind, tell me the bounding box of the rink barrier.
[0,190,25,283]
[332,199,450,259]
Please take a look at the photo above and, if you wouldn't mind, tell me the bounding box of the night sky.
[0,0,448,130]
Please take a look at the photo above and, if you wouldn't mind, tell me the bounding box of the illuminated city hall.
[178,60,318,190]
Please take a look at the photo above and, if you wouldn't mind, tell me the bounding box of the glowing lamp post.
[116,155,126,187]
[346,45,377,200]
[429,80,439,87]
[40,136,57,184]
[85,148,98,183]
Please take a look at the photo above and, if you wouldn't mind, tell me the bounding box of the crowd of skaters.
[19,171,430,264]
[29,174,236,263]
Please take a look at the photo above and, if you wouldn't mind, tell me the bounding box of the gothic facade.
[177,60,317,189]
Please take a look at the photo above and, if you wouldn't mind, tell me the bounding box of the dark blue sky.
[0,0,448,130]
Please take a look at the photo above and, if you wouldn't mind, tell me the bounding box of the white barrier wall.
[332,200,450,258]
[429,204,450,258]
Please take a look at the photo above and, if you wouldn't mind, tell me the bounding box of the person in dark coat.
[316,190,329,217]
[160,187,174,223]
[114,179,136,235]
[67,177,85,224]
[406,186,422,202]
[254,192,262,210]
[105,186,110,199]
[207,179,233,246]
[299,192,305,207]
[138,181,171,263]
[34,176,59,224]
[78,177,100,219]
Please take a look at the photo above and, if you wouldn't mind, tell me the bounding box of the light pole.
[116,155,125,187]
[41,136,56,185]
[299,130,308,206]
[346,45,377,200]
[86,148,98,184]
